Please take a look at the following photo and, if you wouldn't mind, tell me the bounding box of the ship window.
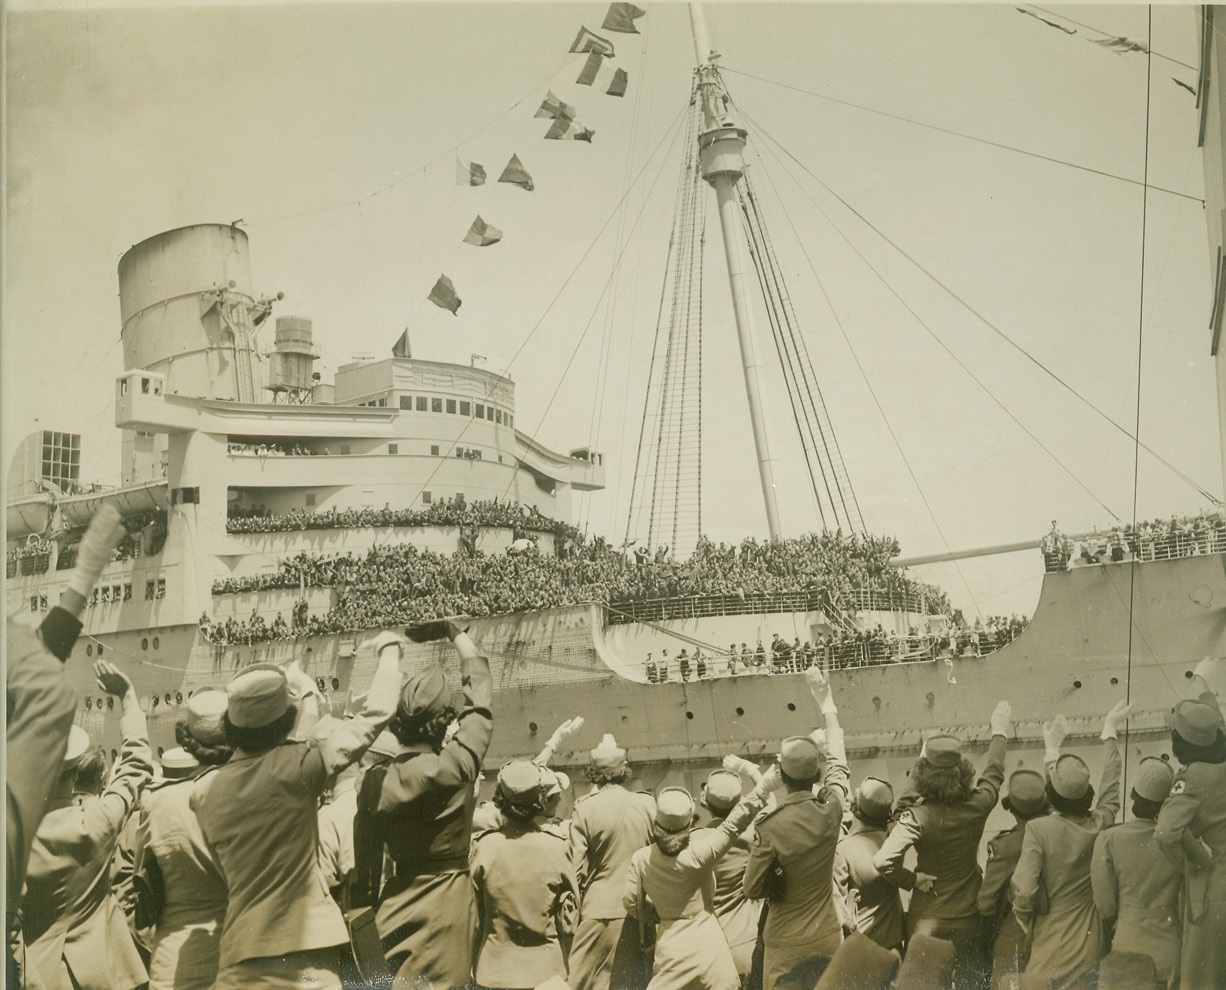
[305,493,316,507]
[431,398,442,413]
[86,644,93,656]
[30,596,38,612]
[475,404,484,420]
[152,636,160,650]
[416,396,427,411]
[145,580,155,601]
[331,677,339,690]
[421,491,432,505]
[431,445,440,456]
[459,401,470,416]
[86,698,92,710]
[388,444,399,455]
[495,410,503,424]
[378,398,387,407]
[142,638,149,651]
[400,396,412,410]
[446,399,456,414]
[107,697,113,710]
[164,693,172,705]
[97,644,103,656]
[123,584,131,601]
[157,578,166,598]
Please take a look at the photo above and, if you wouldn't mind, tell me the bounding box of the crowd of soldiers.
[7,507,1226,990]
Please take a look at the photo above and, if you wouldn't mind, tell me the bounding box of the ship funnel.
[118,224,270,402]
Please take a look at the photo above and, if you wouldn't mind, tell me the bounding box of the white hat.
[63,725,90,765]
[226,664,290,728]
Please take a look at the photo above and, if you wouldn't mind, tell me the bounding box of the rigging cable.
[1123,6,1155,809]
[739,107,1219,509]
[717,65,1203,206]
[742,107,1123,526]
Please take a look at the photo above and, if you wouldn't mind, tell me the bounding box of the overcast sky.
[4,2,1219,619]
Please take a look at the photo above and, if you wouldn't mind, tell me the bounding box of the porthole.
[141,638,149,651]
[787,703,796,712]
[85,698,92,710]
[331,677,340,690]
[1073,680,1082,689]
[1160,753,1170,761]
[685,711,694,720]
[735,707,744,716]
[152,636,160,650]
[96,697,103,710]
[175,692,183,704]
[106,697,114,710]
[316,677,326,693]
[151,695,159,707]
[86,644,93,656]
[529,722,539,733]
[1110,677,1119,686]
[97,644,103,656]
[1185,670,1194,679]
[164,693,172,706]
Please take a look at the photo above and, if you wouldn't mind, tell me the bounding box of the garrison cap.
[1132,757,1174,803]
[655,787,696,832]
[854,777,894,820]
[1005,769,1048,816]
[63,725,90,765]
[702,769,744,811]
[923,734,963,768]
[1168,698,1222,747]
[160,747,199,775]
[397,666,450,727]
[227,664,290,728]
[185,687,228,745]
[497,760,544,808]
[541,767,571,799]
[780,736,821,780]
[590,733,627,770]
[1049,754,1092,800]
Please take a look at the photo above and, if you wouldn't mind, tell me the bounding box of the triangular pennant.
[601,2,646,34]
[456,156,486,186]
[576,51,628,97]
[569,25,615,57]
[427,275,461,314]
[545,113,594,143]
[535,91,576,120]
[498,154,535,191]
[463,215,503,247]
[392,329,412,358]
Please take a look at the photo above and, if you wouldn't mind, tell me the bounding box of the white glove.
[547,716,584,750]
[365,630,405,656]
[751,763,780,800]
[723,754,757,776]
[1101,699,1134,741]
[69,504,126,599]
[283,660,318,701]
[805,666,837,714]
[1043,714,1069,763]
[808,727,828,754]
[989,700,1012,738]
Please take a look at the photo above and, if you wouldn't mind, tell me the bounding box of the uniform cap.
[1005,769,1048,816]
[780,736,821,780]
[63,725,90,765]
[497,760,544,808]
[1132,757,1174,803]
[397,666,450,727]
[226,664,290,728]
[1049,754,1092,800]
[1168,698,1222,747]
[590,733,627,770]
[160,747,199,772]
[923,734,963,768]
[854,777,894,820]
[702,769,744,811]
[185,687,228,744]
[540,767,571,799]
[655,787,696,832]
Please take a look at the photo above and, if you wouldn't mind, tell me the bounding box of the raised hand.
[93,660,133,699]
[752,763,781,798]
[1101,699,1134,740]
[1043,713,1069,761]
[805,665,837,713]
[547,716,585,749]
[989,700,1012,738]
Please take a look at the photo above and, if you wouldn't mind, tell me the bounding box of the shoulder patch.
[1171,780,1187,796]
[897,809,919,829]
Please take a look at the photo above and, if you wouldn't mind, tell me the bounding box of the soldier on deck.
[1155,657,1226,990]
[679,650,691,683]
[567,733,655,990]
[743,666,850,990]
[1092,756,1181,986]
[838,777,904,954]
[978,768,1048,990]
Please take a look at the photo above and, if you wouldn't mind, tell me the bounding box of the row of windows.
[81,678,343,714]
[392,394,514,426]
[31,578,168,614]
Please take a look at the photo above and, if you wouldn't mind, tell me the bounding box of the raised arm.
[535,716,584,767]
[688,765,779,868]
[88,661,154,837]
[806,666,849,808]
[974,701,1011,809]
[1093,702,1129,829]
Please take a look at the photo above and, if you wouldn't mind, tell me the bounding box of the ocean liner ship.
[6,4,1226,801]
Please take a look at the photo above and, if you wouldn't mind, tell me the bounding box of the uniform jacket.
[691,814,761,974]
[470,819,578,988]
[317,775,358,893]
[875,732,1007,925]
[5,611,80,909]
[743,756,851,951]
[142,769,228,990]
[193,665,397,968]
[1154,689,1226,990]
[1091,818,1181,982]
[1012,739,1121,990]
[22,704,152,990]
[839,819,904,950]
[568,785,655,921]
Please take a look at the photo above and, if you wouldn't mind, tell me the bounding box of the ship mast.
[689,2,783,540]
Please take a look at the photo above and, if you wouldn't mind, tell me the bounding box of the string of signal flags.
[425,2,646,317]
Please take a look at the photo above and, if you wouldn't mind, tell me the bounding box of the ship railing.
[606,589,938,625]
[1042,529,1226,572]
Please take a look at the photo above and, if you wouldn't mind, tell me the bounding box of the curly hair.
[175,720,234,766]
[911,756,975,805]
[651,822,691,857]
[389,706,457,751]
[1130,795,1163,821]
[493,788,546,822]
[585,764,632,786]
[223,706,298,753]
[1171,728,1226,766]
